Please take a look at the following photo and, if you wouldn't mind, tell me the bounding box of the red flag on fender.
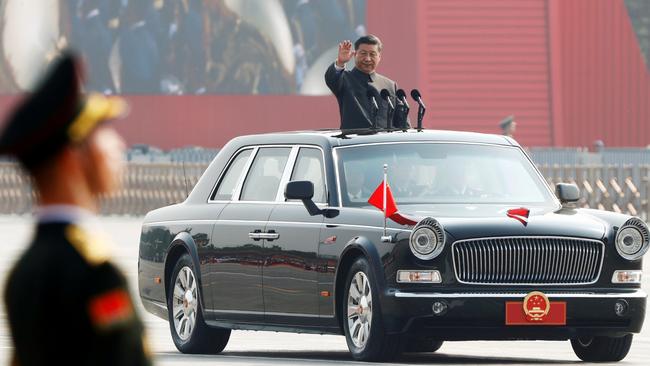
[368,180,398,217]
[368,180,418,225]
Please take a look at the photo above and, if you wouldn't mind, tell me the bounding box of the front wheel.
[168,253,231,354]
[570,334,633,362]
[343,257,402,361]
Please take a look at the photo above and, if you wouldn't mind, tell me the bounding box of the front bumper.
[383,289,647,340]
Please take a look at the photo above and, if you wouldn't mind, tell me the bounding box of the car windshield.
[336,143,556,207]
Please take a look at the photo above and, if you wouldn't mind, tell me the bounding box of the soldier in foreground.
[0,53,151,365]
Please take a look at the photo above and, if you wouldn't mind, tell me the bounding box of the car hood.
[400,204,608,241]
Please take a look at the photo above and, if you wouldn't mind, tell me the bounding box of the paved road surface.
[1,216,648,365]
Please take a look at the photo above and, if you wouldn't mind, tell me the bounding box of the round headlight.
[409,218,445,260]
[615,218,650,260]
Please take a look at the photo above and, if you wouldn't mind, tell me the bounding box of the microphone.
[410,89,426,131]
[366,89,379,129]
[410,89,426,109]
[380,89,394,109]
[396,89,410,109]
[395,89,410,130]
[380,89,394,130]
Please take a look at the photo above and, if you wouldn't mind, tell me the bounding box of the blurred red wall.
[549,0,650,147]
[1,0,649,149]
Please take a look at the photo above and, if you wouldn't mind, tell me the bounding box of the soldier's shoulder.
[64,224,112,267]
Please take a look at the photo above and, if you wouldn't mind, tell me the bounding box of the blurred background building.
[0,0,649,149]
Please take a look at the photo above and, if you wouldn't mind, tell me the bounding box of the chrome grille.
[452,237,604,285]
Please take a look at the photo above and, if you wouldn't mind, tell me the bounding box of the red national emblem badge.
[523,291,550,321]
[506,291,567,326]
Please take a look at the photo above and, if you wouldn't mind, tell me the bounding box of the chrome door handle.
[248,232,262,239]
[258,233,280,240]
[249,229,263,241]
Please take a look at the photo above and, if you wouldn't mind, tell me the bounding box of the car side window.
[212,149,252,201]
[240,147,292,201]
[290,148,326,203]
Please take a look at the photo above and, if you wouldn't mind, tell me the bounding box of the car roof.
[230,128,518,148]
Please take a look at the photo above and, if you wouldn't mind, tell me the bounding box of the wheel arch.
[163,232,204,307]
[334,236,387,333]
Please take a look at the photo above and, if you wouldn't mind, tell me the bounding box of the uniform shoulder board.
[65,224,111,266]
[88,288,134,330]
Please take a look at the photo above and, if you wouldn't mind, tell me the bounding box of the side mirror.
[556,183,580,203]
[285,180,314,200]
[285,181,338,218]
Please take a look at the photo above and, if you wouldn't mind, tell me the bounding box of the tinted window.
[240,147,291,201]
[213,149,252,200]
[290,148,326,203]
[336,143,555,207]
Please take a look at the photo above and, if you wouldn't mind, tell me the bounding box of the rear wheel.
[570,334,633,362]
[168,254,231,354]
[343,257,402,361]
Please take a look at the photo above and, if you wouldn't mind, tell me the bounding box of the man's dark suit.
[325,63,409,130]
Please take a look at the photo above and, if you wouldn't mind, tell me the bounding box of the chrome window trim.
[332,141,560,209]
[207,146,256,203]
[275,146,300,202]
[287,146,329,204]
[208,144,330,204]
[237,145,293,202]
[332,147,343,208]
[393,289,647,299]
[451,236,605,286]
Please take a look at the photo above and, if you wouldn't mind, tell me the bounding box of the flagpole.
[383,164,388,237]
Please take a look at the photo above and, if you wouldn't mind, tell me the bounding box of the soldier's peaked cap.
[0,51,127,169]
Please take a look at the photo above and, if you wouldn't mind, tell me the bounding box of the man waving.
[325,35,409,130]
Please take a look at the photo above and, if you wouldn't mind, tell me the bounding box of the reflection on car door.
[263,147,326,325]
[210,147,291,323]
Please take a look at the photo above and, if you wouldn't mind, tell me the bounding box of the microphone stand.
[417,103,426,132]
[368,93,379,130]
[385,97,394,131]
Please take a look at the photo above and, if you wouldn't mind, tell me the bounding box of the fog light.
[432,301,448,316]
[614,300,629,317]
[397,270,442,283]
[612,270,643,284]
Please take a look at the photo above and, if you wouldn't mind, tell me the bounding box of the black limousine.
[138,129,647,361]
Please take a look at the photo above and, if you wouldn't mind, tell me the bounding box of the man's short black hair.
[355,35,383,52]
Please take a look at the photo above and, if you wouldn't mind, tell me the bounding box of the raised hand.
[336,40,354,67]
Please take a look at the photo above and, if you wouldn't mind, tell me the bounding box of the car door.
[210,146,292,323]
[263,147,327,325]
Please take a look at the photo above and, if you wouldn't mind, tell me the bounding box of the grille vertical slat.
[453,237,603,285]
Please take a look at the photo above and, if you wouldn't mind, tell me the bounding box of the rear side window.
[240,147,291,201]
[290,148,326,203]
[212,149,252,200]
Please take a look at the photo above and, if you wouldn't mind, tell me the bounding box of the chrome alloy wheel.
[172,266,198,341]
[347,271,373,349]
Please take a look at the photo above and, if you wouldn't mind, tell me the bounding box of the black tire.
[404,339,444,353]
[167,254,231,354]
[570,334,633,362]
[342,257,402,361]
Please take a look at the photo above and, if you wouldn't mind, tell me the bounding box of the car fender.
[337,235,388,291]
[163,231,206,313]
